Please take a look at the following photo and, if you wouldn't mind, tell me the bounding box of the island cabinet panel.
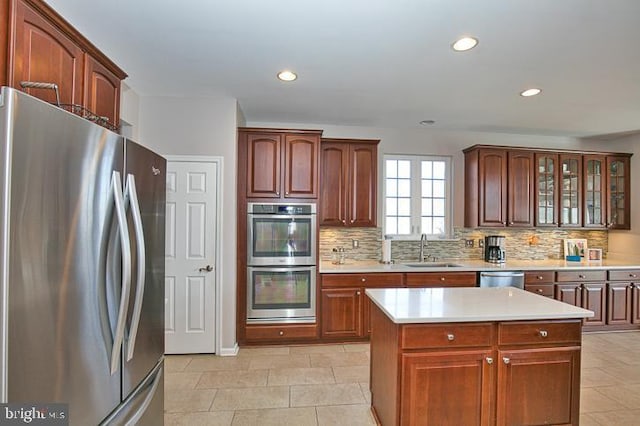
[401,350,494,426]
[495,347,581,426]
[405,272,477,287]
[369,302,584,426]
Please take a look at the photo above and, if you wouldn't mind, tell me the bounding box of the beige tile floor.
[165,331,640,425]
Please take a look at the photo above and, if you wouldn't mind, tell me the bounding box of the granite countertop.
[320,258,640,273]
[365,287,594,324]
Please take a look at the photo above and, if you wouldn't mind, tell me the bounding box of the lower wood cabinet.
[244,323,318,342]
[606,269,640,328]
[555,282,606,327]
[321,288,362,338]
[496,347,580,426]
[405,271,477,287]
[401,350,493,425]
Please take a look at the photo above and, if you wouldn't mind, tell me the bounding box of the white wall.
[247,121,621,227]
[606,133,640,260]
[120,82,141,140]
[138,95,239,354]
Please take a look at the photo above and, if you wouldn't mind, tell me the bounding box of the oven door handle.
[248,214,315,220]
[248,266,316,273]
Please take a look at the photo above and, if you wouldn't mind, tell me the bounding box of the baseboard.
[219,343,239,357]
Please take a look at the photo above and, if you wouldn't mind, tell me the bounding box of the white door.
[165,160,218,354]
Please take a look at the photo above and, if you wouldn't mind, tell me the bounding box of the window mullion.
[412,159,422,235]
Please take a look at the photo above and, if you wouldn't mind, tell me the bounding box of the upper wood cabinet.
[466,145,632,229]
[319,138,379,227]
[464,146,533,228]
[1,0,127,129]
[240,128,322,200]
[607,155,631,230]
[83,54,121,128]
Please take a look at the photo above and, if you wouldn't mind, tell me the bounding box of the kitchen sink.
[402,262,463,268]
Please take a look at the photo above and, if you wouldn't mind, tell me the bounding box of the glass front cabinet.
[584,155,606,228]
[559,154,582,227]
[535,153,559,227]
[607,156,631,230]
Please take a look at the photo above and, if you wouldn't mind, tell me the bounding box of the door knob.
[199,265,213,272]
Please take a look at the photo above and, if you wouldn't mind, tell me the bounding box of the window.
[384,155,452,238]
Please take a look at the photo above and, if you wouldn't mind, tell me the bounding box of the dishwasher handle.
[480,272,524,277]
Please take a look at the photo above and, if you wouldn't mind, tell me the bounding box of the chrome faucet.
[419,233,427,262]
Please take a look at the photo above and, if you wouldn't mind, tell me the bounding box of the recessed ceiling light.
[520,88,542,97]
[419,120,436,126]
[451,37,478,52]
[277,70,297,82]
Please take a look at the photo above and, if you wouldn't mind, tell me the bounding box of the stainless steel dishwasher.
[479,271,525,289]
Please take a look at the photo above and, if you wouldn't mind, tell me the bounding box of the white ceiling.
[46,0,640,137]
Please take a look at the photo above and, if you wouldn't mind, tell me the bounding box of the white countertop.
[365,287,594,324]
[321,258,640,273]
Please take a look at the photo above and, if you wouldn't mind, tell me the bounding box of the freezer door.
[0,87,123,424]
[122,140,166,399]
[100,360,164,426]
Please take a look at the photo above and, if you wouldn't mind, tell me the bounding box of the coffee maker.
[485,235,506,263]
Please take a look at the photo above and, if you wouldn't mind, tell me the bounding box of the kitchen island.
[367,287,593,426]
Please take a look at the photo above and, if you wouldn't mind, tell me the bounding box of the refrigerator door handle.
[110,171,132,375]
[124,365,163,426]
[124,174,146,362]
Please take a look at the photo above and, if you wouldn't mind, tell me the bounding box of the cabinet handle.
[539,330,548,338]
[509,221,514,225]
[629,283,635,289]
[276,192,280,196]
[356,291,361,295]
[361,278,366,282]
[502,222,507,225]
[350,220,355,223]
[342,220,346,224]
[285,191,289,195]
[630,274,637,278]
[486,357,493,365]
[440,277,446,281]
[537,276,543,280]
[578,274,586,279]
[537,289,544,293]
[278,331,284,336]
[447,334,455,341]
[503,357,510,365]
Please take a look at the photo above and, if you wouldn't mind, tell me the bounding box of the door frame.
[164,155,223,354]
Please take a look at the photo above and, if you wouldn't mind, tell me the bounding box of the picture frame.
[588,248,602,262]
[563,238,588,261]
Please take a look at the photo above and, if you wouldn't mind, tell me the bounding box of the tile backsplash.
[320,227,608,263]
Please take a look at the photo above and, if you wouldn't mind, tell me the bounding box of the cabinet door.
[607,156,630,230]
[607,283,632,325]
[559,154,582,227]
[321,288,362,338]
[583,155,606,228]
[246,133,281,198]
[284,134,319,198]
[507,150,534,227]
[11,0,83,105]
[534,153,559,227]
[478,149,507,227]
[348,143,377,227]
[496,347,580,426]
[401,350,494,426]
[582,283,606,326]
[555,284,581,307]
[633,285,640,325]
[319,143,348,225]
[83,54,121,128]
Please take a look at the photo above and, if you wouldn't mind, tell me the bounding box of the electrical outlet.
[352,239,359,249]
[465,239,474,248]
[478,239,484,248]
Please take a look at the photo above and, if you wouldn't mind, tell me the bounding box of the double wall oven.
[247,203,317,323]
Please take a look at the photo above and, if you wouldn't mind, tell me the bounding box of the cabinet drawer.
[245,324,318,341]
[405,272,477,287]
[524,271,555,284]
[322,273,403,288]
[498,321,581,346]
[556,270,606,282]
[608,269,640,281]
[401,323,493,349]
[525,283,554,297]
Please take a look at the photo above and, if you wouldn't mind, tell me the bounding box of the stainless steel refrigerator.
[0,86,165,425]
